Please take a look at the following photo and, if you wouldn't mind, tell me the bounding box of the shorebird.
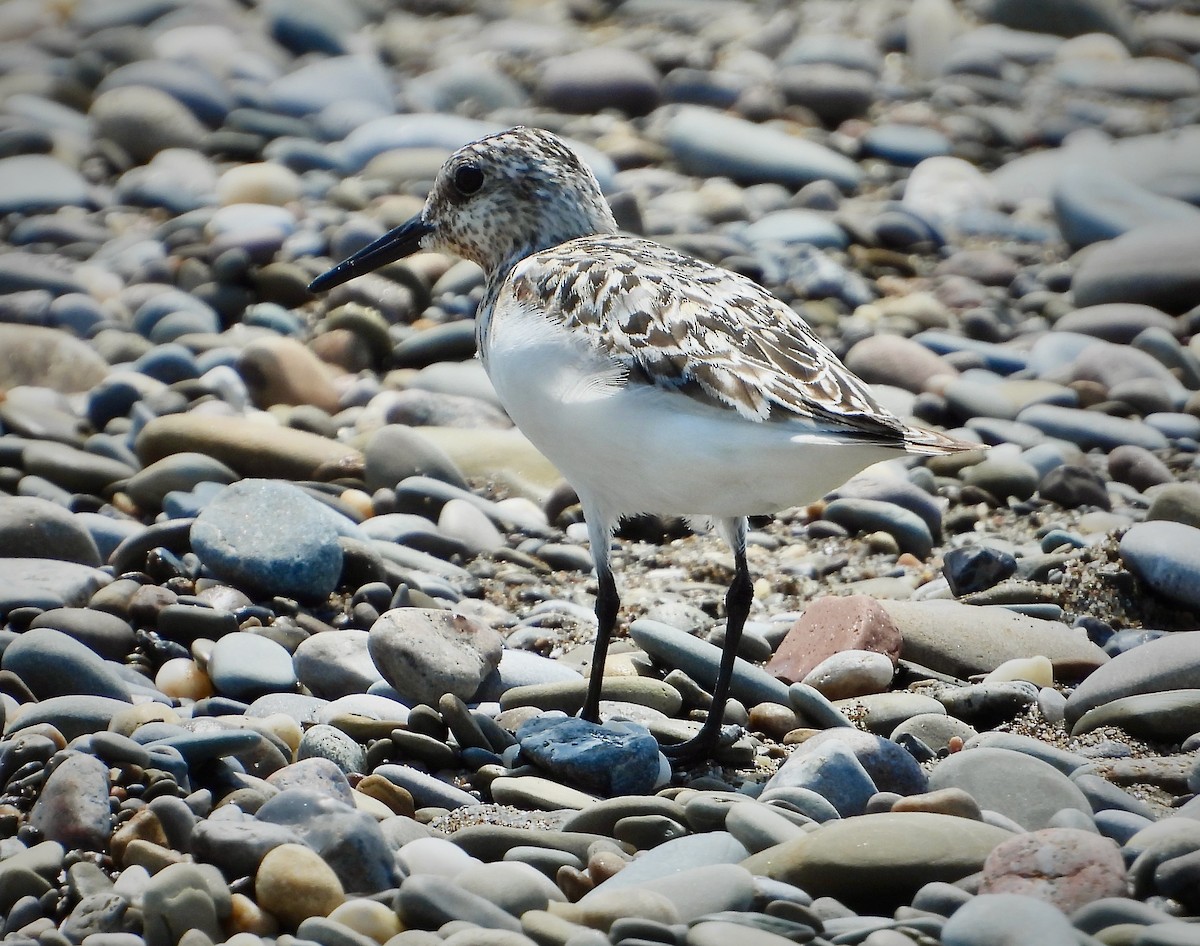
[309,126,975,760]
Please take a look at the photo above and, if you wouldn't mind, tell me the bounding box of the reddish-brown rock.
[979,828,1127,914]
[765,595,901,684]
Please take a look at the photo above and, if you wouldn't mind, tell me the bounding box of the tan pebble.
[864,531,900,555]
[190,638,215,670]
[257,713,302,755]
[338,488,375,520]
[521,910,592,946]
[111,809,168,867]
[110,492,139,516]
[353,790,396,820]
[227,893,279,936]
[155,658,214,700]
[983,655,1054,687]
[802,649,895,701]
[109,703,181,738]
[948,736,964,752]
[355,775,415,818]
[9,723,66,749]
[891,787,982,820]
[748,702,800,740]
[216,162,302,206]
[782,728,821,745]
[328,898,403,943]
[255,842,345,928]
[599,652,643,678]
[122,839,189,872]
[311,328,375,372]
[227,931,276,946]
[585,850,627,885]
[240,336,342,413]
[550,889,681,931]
[555,865,592,902]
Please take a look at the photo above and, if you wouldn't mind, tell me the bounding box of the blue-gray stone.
[914,331,1029,374]
[132,290,220,340]
[941,893,1078,946]
[1054,168,1200,248]
[1065,630,1200,728]
[629,619,791,709]
[1017,404,1169,451]
[928,746,1091,830]
[372,763,477,810]
[821,498,933,557]
[762,739,876,817]
[1072,221,1200,314]
[189,819,304,879]
[0,559,109,616]
[190,479,344,601]
[2,627,132,701]
[95,60,234,127]
[4,695,131,741]
[0,496,102,567]
[1119,523,1200,611]
[134,343,200,386]
[664,106,862,191]
[862,125,951,166]
[743,211,847,249]
[829,474,947,538]
[256,788,400,893]
[516,715,664,797]
[795,728,928,796]
[206,631,299,702]
[0,155,90,214]
[581,832,750,894]
[29,607,135,662]
[267,54,394,118]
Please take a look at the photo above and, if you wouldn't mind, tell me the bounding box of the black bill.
[307,214,434,293]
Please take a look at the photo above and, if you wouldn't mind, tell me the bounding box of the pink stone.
[765,595,901,684]
[979,827,1127,914]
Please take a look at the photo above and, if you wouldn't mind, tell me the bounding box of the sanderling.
[310,126,976,760]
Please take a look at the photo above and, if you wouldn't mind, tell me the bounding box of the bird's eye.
[452,164,484,196]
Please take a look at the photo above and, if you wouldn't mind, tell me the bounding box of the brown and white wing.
[505,237,913,445]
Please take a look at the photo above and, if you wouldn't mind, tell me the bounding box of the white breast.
[482,302,903,523]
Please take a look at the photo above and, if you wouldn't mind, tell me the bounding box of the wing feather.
[500,235,907,442]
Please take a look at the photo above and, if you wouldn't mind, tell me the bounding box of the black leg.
[665,517,751,761]
[581,509,617,724]
[582,562,618,723]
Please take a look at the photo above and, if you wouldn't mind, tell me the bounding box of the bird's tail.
[903,424,981,456]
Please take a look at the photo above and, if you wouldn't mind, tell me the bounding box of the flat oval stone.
[0,496,102,566]
[207,632,299,702]
[1119,522,1200,611]
[927,747,1092,830]
[941,892,1079,946]
[741,812,1012,906]
[878,599,1108,680]
[1065,631,1200,728]
[2,626,133,701]
[137,413,363,481]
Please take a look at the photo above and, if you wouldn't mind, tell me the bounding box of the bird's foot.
[661,722,743,763]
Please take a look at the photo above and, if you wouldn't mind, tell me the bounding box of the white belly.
[483,304,902,521]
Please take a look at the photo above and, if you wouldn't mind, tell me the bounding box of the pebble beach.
[2,0,1200,944]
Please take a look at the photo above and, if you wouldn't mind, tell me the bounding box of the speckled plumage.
[310,125,977,759]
